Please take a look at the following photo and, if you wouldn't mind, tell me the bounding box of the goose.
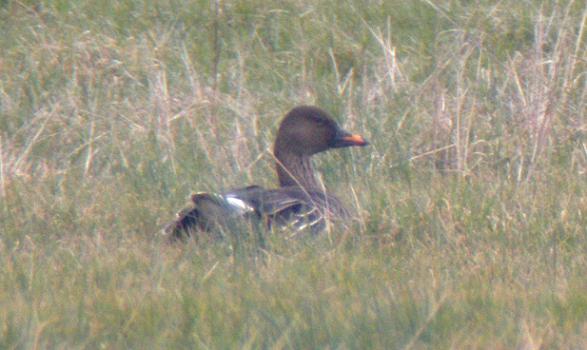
[164,105,368,241]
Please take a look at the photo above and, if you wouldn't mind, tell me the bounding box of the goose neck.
[275,150,320,189]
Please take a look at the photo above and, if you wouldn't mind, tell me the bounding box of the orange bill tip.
[342,134,369,146]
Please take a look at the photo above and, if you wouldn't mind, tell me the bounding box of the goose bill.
[331,130,369,148]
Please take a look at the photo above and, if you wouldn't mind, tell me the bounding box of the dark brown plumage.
[164,105,368,241]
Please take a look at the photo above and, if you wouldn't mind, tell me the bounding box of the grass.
[1,0,586,348]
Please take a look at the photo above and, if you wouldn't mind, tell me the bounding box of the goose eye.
[312,117,328,126]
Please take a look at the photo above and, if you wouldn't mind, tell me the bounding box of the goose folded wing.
[163,186,264,239]
[250,187,330,233]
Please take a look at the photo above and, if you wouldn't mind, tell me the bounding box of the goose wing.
[163,186,263,241]
[164,186,347,240]
[252,187,348,234]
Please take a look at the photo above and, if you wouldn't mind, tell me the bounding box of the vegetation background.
[1,0,586,348]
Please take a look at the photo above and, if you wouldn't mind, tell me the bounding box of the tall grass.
[1,0,586,348]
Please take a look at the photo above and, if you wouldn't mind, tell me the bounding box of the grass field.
[1,0,586,348]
